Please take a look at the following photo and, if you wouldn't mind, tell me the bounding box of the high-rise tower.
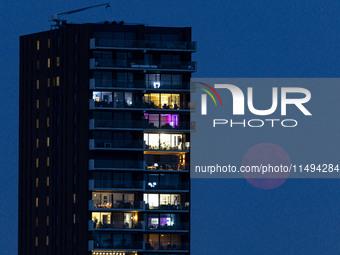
[19,22,195,255]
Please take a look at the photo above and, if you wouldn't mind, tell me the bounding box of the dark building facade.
[19,22,195,255]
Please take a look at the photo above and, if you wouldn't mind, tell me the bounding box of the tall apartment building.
[19,22,195,255]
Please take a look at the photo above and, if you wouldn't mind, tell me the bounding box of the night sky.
[2,0,340,254]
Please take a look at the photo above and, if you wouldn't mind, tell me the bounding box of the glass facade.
[19,23,194,255]
[89,24,193,255]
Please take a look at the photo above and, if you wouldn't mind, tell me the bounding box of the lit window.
[46,216,49,226]
[36,80,39,90]
[35,197,39,207]
[144,113,179,129]
[36,158,39,168]
[36,40,40,51]
[35,177,39,188]
[56,56,60,67]
[46,196,49,206]
[35,236,38,247]
[47,78,50,87]
[36,99,39,109]
[73,193,76,203]
[47,38,51,48]
[92,91,113,103]
[46,157,50,167]
[73,214,76,224]
[143,193,159,207]
[36,119,39,128]
[46,236,49,246]
[144,133,184,150]
[144,93,180,109]
[36,138,39,149]
[47,117,50,127]
[47,58,51,68]
[47,176,50,187]
[56,76,60,86]
[47,137,50,147]
[47,98,50,107]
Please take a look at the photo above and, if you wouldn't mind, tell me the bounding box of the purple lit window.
[144,114,179,129]
[161,114,179,128]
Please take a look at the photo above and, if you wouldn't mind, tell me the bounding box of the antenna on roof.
[49,2,111,27]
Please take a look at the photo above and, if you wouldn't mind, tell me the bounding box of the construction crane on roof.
[49,2,111,26]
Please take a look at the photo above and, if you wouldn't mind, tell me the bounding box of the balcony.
[90,38,197,52]
[93,240,143,250]
[89,99,190,111]
[146,181,189,191]
[89,78,190,90]
[91,252,137,255]
[146,161,189,171]
[89,159,144,170]
[144,241,189,251]
[89,220,144,231]
[89,139,144,151]
[146,222,189,231]
[144,133,190,152]
[89,119,190,131]
[145,202,189,211]
[90,58,196,72]
[145,144,189,151]
[89,179,145,191]
[89,200,145,210]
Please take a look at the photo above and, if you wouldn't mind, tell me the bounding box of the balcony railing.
[90,38,197,51]
[91,220,144,230]
[145,202,189,211]
[146,181,189,191]
[92,200,144,210]
[146,222,189,231]
[90,78,190,90]
[146,162,190,171]
[144,241,189,251]
[90,99,190,110]
[89,159,144,170]
[90,179,145,190]
[145,143,190,151]
[90,58,196,71]
[90,119,190,130]
[89,139,144,150]
[93,240,143,250]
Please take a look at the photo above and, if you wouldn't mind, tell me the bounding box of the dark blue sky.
[2,0,340,254]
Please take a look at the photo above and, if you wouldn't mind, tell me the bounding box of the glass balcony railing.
[91,38,197,51]
[93,240,143,250]
[145,143,190,151]
[146,222,189,231]
[145,202,189,211]
[91,220,144,230]
[90,119,190,130]
[93,200,144,210]
[90,139,144,149]
[146,162,189,171]
[145,241,189,251]
[90,159,144,169]
[90,78,190,90]
[92,119,147,129]
[146,181,189,190]
[90,99,190,110]
[93,180,144,189]
[91,58,196,71]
